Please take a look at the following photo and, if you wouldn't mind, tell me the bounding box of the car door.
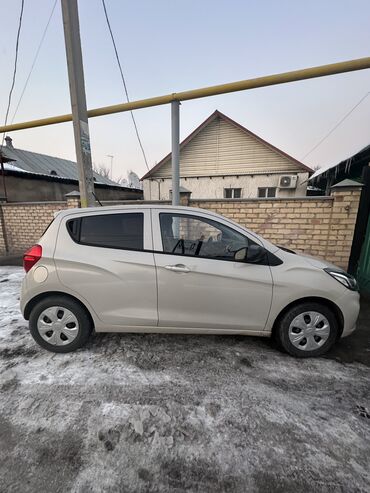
[54,209,158,327]
[151,209,273,331]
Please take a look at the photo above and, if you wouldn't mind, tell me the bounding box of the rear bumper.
[20,275,28,318]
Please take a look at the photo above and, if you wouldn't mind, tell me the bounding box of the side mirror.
[246,244,267,263]
[234,247,247,261]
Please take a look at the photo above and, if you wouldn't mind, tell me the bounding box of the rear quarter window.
[66,213,144,250]
[67,218,80,242]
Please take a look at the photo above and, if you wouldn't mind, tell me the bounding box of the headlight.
[324,268,358,291]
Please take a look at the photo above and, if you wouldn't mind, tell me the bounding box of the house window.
[224,188,242,199]
[258,187,276,198]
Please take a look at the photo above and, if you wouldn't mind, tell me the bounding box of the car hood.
[274,247,343,271]
[299,253,341,270]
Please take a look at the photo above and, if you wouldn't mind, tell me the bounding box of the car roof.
[55,204,216,219]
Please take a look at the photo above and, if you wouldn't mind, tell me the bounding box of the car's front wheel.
[29,295,93,353]
[276,302,339,357]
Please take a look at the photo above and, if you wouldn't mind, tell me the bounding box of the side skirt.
[94,325,271,337]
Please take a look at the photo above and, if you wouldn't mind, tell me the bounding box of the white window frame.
[258,187,276,198]
[224,188,242,199]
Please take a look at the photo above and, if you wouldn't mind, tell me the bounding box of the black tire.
[276,302,339,358]
[29,295,93,353]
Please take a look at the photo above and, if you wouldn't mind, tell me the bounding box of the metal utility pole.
[171,100,180,206]
[0,156,7,202]
[61,0,95,207]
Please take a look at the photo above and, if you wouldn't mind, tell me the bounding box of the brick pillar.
[325,181,362,269]
[180,190,191,206]
[65,191,81,209]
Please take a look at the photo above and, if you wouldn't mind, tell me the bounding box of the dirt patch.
[98,427,122,451]
[239,356,253,367]
[0,345,38,359]
[137,467,154,483]
[161,457,244,492]
[355,405,370,419]
[36,432,83,472]
[1,377,19,392]
[0,421,83,492]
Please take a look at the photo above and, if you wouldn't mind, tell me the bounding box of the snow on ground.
[0,266,369,492]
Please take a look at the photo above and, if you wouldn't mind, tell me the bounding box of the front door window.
[159,213,248,261]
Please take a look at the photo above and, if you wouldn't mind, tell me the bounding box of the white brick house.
[142,110,312,200]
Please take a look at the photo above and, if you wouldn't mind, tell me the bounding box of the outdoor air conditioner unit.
[279,175,298,189]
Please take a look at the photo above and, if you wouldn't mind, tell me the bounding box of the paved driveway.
[0,266,369,492]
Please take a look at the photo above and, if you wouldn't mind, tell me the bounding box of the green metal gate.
[357,214,370,294]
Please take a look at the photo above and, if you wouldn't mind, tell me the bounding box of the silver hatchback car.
[21,205,360,357]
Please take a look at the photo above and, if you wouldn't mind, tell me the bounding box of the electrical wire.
[1,0,25,151]
[11,0,58,124]
[101,0,150,171]
[302,91,370,160]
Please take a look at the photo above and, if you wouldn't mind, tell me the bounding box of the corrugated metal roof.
[0,150,15,163]
[2,162,132,189]
[1,142,118,186]
[309,143,370,181]
[3,163,33,173]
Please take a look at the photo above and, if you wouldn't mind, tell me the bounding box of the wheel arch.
[271,296,344,340]
[24,291,95,329]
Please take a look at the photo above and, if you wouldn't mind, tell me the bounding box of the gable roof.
[1,139,118,186]
[141,110,312,180]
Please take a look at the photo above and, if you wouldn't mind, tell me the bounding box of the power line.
[302,91,370,160]
[1,0,25,150]
[101,0,150,171]
[11,0,58,124]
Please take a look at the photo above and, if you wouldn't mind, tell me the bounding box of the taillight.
[23,245,42,272]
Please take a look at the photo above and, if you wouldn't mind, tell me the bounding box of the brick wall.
[0,202,67,255]
[0,186,362,270]
[0,207,6,254]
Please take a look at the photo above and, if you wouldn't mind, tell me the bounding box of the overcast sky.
[0,0,369,180]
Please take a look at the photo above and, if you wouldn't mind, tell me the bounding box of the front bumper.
[341,323,357,338]
[336,290,360,338]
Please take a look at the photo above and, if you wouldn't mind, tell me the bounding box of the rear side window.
[67,213,144,250]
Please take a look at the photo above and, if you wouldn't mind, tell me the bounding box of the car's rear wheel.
[276,302,339,357]
[29,296,92,353]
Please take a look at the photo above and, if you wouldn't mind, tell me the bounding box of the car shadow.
[324,296,370,367]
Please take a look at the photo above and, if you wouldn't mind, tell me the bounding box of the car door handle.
[164,264,190,273]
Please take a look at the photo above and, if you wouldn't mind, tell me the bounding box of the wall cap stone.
[101,199,171,204]
[331,179,363,189]
[1,201,65,206]
[65,191,81,197]
[191,196,334,203]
